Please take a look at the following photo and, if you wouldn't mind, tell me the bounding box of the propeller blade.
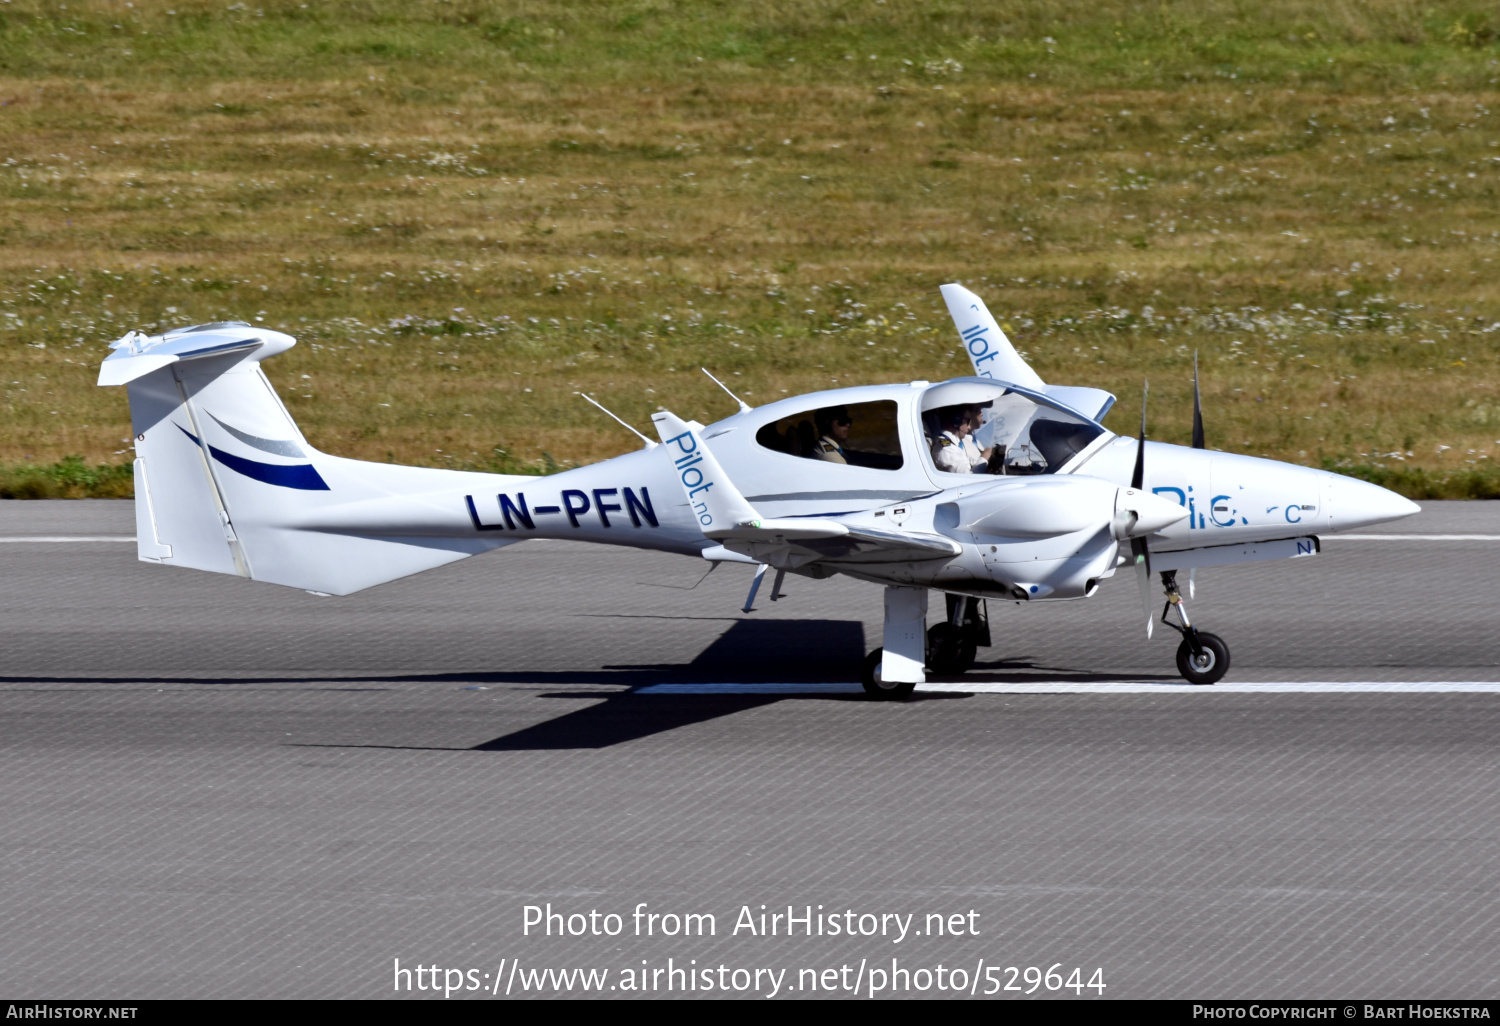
[1188,567,1196,600]
[1191,351,1205,449]
[1131,381,1153,636]
[1132,537,1154,639]
[1131,380,1148,491]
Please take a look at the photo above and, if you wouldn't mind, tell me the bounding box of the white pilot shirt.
[960,434,987,469]
[813,435,848,464]
[932,430,986,473]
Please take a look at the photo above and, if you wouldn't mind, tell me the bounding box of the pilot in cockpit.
[931,404,994,474]
[962,403,998,471]
[812,406,852,464]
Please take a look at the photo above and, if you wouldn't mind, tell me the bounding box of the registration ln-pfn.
[96,284,1418,694]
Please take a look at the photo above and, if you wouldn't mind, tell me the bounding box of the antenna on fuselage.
[701,368,753,414]
[578,393,657,449]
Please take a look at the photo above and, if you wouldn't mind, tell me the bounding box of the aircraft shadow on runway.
[475,618,887,751]
[467,619,1175,752]
[5,618,1175,751]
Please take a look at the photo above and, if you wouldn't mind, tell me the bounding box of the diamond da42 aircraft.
[97,283,1418,695]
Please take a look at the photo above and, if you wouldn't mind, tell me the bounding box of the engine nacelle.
[945,475,1185,600]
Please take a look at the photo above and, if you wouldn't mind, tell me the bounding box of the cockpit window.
[922,386,1104,476]
[755,399,903,470]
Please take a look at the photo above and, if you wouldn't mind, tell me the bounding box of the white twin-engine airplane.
[98,283,1418,695]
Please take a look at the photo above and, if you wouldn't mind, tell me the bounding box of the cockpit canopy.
[747,377,1110,480]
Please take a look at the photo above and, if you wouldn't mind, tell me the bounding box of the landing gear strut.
[861,586,927,700]
[1159,570,1230,685]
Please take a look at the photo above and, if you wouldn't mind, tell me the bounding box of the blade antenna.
[1191,350,1206,450]
[579,393,657,449]
[701,368,753,414]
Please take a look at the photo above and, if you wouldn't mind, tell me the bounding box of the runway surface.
[2,499,1498,999]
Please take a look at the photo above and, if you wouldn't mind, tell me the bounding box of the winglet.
[940,283,1045,389]
[651,410,761,537]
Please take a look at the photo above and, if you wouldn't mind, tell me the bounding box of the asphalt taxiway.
[2,499,1497,999]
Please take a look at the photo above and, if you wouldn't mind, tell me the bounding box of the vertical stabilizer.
[940,283,1045,388]
[102,323,528,595]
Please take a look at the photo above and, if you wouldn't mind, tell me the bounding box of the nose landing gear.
[1159,570,1230,685]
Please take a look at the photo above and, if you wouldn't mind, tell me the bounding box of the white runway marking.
[638,681,1500,695]
[640,683,866,694]
[927,681,1500,693]
[1329,534,1500,541]
[0,536,135,543]
[0,533,1493,545]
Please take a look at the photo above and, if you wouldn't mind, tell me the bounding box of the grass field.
[3,0,1500,497]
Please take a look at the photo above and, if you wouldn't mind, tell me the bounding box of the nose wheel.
[1160,570,1230,685]
[1176,631,1229,684]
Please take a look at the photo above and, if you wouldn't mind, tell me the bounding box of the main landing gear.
[861,589,991,700]
[926,595,989,675]
[1158,569,1230,685]
[860,647,915,700]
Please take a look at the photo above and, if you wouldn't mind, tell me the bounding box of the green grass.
[1323,458,1500,499]
[4,1,1500,498]
[0,455,134,499]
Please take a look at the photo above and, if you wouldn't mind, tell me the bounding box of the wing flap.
[709,517,850,542]
[717,526,959,567]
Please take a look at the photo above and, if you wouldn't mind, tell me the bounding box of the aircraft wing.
[1041,384,1117,423]
[940,283,1045,388]
[650,411,961,570]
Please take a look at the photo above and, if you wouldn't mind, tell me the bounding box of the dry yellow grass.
[3,1,1500,493]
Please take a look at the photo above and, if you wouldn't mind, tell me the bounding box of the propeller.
[1189,351,1204,598]
[1191,350,1205,450]
[1130,381,1155,638]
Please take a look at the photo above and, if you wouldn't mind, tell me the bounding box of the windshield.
[921,382,1104,476]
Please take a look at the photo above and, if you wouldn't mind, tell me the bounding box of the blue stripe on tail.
[176,424,330,491]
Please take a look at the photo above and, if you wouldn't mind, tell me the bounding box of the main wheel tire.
[1176,631,1230,685]
[860,647,917,700]
[926,623,978,674]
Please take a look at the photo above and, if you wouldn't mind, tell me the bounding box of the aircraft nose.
[1322,472,1421,533]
